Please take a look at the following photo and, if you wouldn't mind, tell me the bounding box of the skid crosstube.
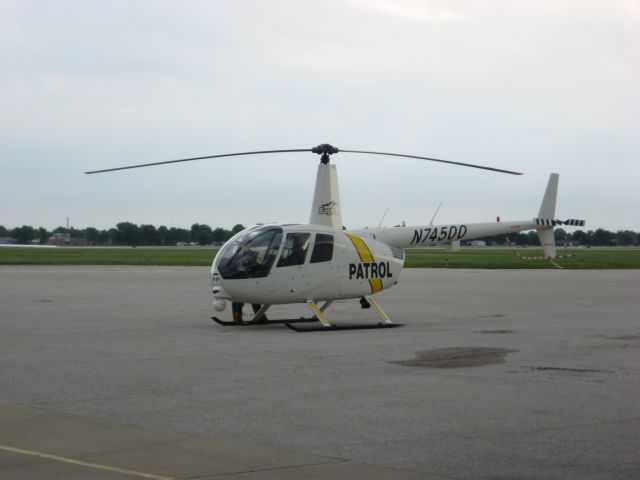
[211,316,316,326]
[285,322,404,332]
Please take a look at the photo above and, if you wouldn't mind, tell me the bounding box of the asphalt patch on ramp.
[390,347,516,368]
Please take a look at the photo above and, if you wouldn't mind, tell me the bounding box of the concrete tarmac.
[1,266,639,479]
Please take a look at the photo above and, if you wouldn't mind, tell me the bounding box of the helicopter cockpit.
[214,224,336,280]
[216,226,283,279]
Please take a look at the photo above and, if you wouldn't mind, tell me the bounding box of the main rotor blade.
[85,144,522,175]
[339,149,522,175]
[84,149,311,174]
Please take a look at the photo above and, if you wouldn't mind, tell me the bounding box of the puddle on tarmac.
[390,347,517,368]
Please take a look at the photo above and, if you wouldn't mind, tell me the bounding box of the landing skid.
[211,316,316,326]
[285,322,403,332]
[211,296,403,332]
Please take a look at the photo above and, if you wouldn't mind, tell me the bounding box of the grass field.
[0,247,217,266]
[404,248,640,269]
[1,246,639,268]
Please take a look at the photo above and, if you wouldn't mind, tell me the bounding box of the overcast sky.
[1,0,638,232]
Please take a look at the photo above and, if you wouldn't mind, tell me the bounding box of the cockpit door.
[264,232,339,301]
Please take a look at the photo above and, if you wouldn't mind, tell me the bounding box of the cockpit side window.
[276,232,311,267]
[310,233,334,263]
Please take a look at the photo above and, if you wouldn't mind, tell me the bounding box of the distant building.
[556,240,576,247]
[469,240,486,247]
[47,233,87,246]
[0,237,17,245]
[47,233,70,245]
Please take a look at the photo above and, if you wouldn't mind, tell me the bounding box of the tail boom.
[351,174,585,259]
[351,219,539,250]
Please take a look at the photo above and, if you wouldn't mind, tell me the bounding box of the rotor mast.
[309,144,342,229]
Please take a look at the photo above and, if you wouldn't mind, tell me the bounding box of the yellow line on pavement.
[0,443,174,480]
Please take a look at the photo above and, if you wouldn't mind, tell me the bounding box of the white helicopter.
[86,144,585,331]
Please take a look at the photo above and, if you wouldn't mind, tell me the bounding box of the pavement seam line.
[182,459,349,478]
[0,443,174,480]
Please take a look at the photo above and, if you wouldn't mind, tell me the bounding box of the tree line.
[480,228,638,247]
[0,222,246,246]
[0,223,638,247]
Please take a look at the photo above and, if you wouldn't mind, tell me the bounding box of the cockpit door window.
[276,232,311,267]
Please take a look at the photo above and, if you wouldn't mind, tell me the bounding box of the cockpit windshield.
[216,226,283,279]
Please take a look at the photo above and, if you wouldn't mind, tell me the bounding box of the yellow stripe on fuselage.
[345,233,383,293]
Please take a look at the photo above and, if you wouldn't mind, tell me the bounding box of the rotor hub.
[311,144,339,164]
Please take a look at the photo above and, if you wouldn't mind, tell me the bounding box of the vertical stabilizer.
[538,173,559,218]
[309,162,342,229]
[536,173,559,258]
